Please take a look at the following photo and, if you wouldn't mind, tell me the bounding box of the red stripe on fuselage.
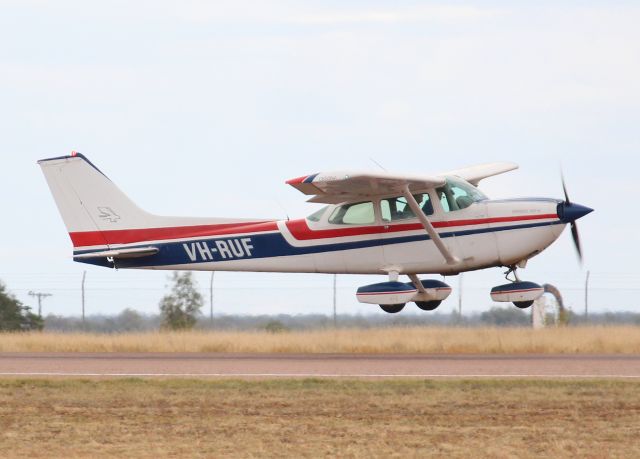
[492,287,544,295]
[285,214,558,241]
[70,221,279,247]
[70,213,559,248]
[357,290,418,296]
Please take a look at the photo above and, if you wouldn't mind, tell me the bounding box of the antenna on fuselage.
[272,197,290,221]
[369,158,387,172]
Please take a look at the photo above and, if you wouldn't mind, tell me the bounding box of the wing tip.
[286,173,318,185]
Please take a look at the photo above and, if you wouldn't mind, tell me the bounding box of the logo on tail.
[97,206,121,223]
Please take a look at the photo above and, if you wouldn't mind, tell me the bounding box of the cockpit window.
[306,206,328,222]
[437,178,487,212]
[380,193,433,222]
[329,201,375,225]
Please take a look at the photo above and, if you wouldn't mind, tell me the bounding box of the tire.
[415,300,442,311]
[379,304,405,314]
[513,300,534,309]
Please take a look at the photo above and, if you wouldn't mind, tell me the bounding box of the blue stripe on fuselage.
[73,220,564,268]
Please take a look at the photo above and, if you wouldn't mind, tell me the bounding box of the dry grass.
[1,378,639,458]
[2,326,640,354]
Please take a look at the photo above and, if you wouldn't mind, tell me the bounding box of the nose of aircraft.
[557,201,594,223]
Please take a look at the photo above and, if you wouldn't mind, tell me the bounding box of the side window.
[380,193,433,222]
[329,201,375,225]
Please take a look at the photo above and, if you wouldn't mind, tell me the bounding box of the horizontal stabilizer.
[74,247,159,260]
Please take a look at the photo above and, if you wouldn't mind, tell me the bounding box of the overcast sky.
[1,1,638,317]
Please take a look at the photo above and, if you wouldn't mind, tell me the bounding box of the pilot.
[421,195,434,215]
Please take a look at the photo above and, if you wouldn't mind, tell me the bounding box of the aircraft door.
[321,200,385,274]
[436,182,497,271]
[380,191,454,273]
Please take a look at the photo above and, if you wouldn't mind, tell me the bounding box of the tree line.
[2,274,640,332]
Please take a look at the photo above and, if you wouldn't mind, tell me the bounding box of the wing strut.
[401,185,460,266]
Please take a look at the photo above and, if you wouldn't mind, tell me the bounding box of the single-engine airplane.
[39,152,592,313]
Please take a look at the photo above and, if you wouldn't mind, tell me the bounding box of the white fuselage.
[97,195,565,276]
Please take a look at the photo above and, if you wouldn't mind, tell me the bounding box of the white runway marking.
[1,372,640,379]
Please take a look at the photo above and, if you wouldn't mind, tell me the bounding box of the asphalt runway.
[1,353,640,379]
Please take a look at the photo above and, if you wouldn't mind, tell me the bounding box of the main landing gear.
[356,266,545,314]
[379,304,405,314]
[381,299,443,314]
[490,266,544,309]
[415,301,442,311]
[355,274,452,314]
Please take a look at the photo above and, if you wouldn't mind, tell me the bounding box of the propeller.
[560,172,589,264]
[570,215,584,264]
[561,171,571,205]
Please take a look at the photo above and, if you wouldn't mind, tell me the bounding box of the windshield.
[306,205,328,222]
[328,201,375,225]
[437,178,487,212]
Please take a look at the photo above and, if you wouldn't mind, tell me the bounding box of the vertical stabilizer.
[39,152,275,252]
[38,153,154,249]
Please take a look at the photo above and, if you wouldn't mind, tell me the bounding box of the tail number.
[183,238,254,262]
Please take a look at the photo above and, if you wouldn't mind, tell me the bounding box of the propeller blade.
[561,171,571,205]
[571,222,583,264]
[561,171,587,263]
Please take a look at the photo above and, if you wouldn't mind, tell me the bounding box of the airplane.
[38,152,593,313]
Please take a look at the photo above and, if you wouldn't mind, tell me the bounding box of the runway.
[1,353,640,378]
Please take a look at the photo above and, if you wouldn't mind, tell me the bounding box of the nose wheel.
[490,265,544,309]
[504,265,521,283]
[513,300,534,309]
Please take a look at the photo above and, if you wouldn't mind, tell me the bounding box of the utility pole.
[458,274,463,320]
[28,291,52,317]
[332,274,337,327]
[584,270,590,322]
[209,272,215,325]
[81,271,86,325]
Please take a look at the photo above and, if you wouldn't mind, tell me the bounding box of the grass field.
[1,326,640,354]
[0,378,639,458]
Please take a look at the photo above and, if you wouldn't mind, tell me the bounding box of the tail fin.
[39,152,272,252]
[38,153,156,249]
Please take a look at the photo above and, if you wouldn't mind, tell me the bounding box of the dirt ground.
[1,378,639,458]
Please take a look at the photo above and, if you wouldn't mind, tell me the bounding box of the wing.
[440,162,518,186]
[286,171,446,204]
